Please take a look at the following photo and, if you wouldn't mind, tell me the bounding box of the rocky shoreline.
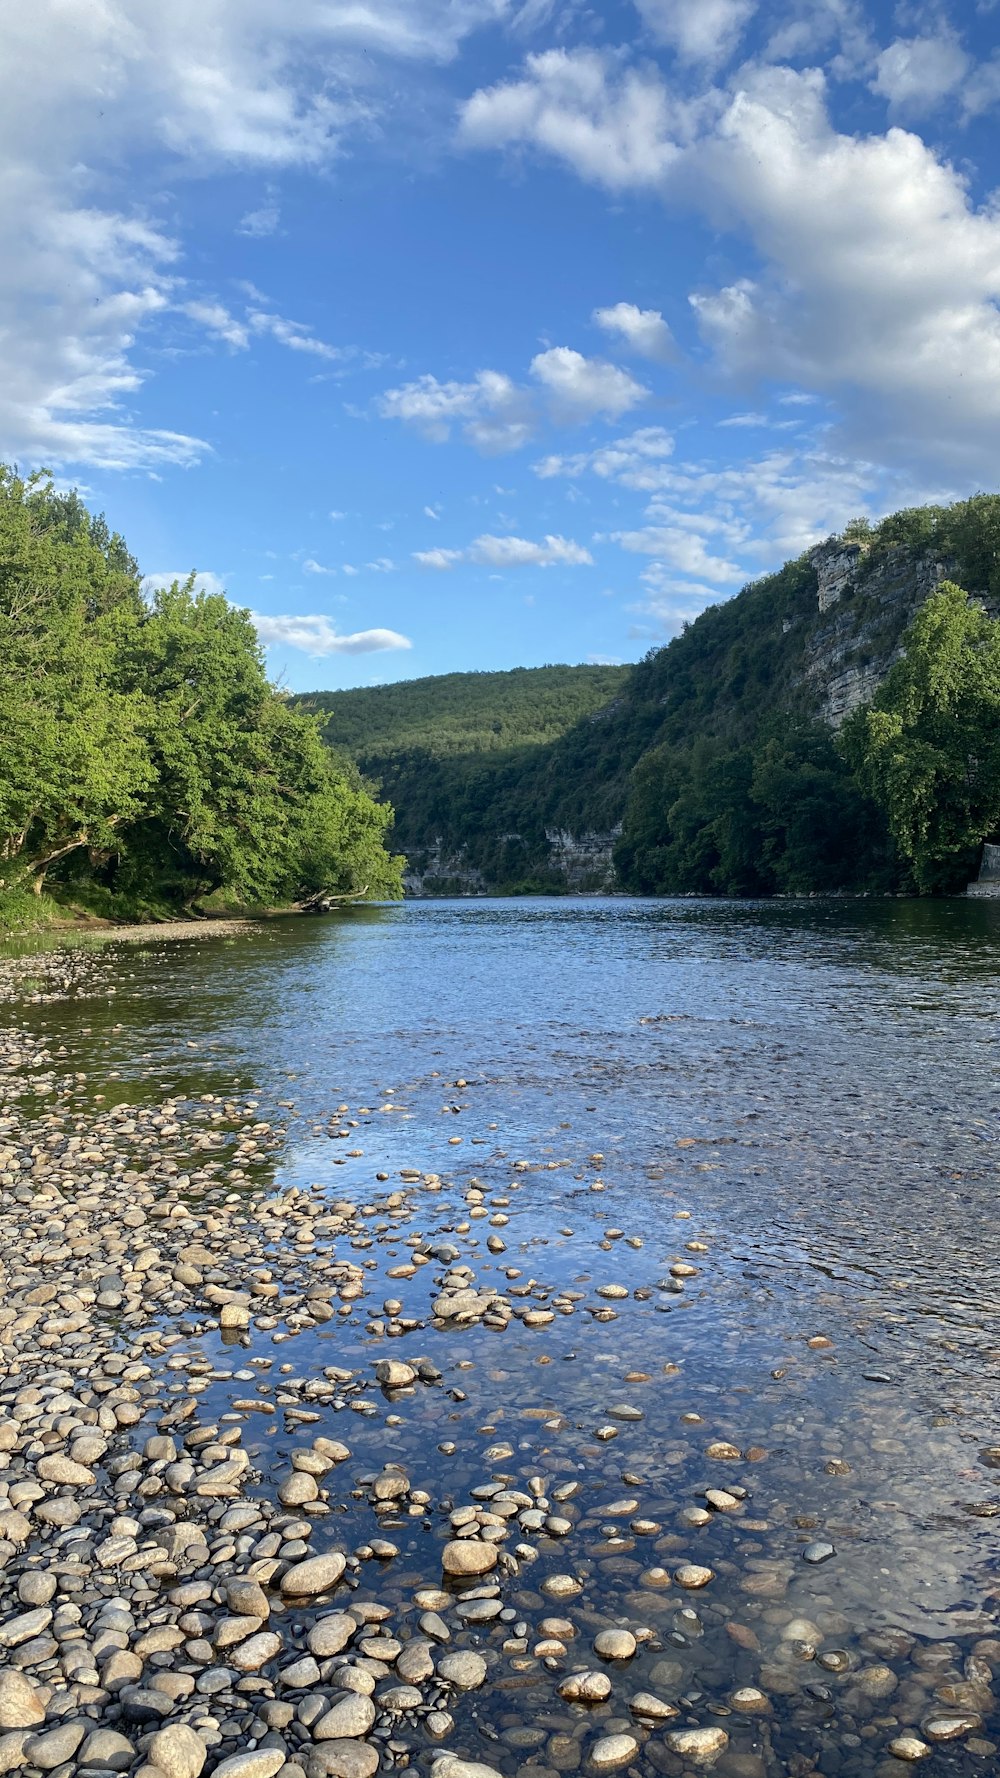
[0,943,996,1778]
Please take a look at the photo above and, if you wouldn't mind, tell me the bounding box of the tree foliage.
[842,582,1000,891]
[0,468,402,917]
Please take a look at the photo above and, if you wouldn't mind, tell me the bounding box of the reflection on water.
[8,897,1000,1768]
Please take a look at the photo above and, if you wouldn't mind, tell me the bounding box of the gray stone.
[314,1694,376,1740]
[0,1669,45,1730]
[437,1651,487,1689]
[78,1729,136,1771]
[280,1551,347,1597]
[23,1721,87,1770]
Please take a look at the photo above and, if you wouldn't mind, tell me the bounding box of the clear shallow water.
[9,897,1000,1772]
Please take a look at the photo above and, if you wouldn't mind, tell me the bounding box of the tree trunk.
[28,833,90,893]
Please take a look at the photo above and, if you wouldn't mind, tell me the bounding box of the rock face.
[804,540,957,727]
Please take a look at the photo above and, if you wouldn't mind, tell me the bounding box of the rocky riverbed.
[0,932,998,1778]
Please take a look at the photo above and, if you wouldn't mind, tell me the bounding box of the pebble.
[280,1551,347,1596]
[594,1629,637,1660]
[589,1734,638,1769]
[148,1723,209,1778]
[442,1539,498,1576]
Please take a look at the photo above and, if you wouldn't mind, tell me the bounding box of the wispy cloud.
[414,532,593,569]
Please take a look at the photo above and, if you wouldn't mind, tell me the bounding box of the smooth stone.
[308,1615,355,1657]
[376,1360,416,1388]
[281,1551,347,1597]
[78,1729,136,1771]
[437,1651,487,1689]
[214,1755,287,1778]
[432,1761,503,1778]
[923,1716,981,1741]
[589,1736,638,1770]
[308,1743,379,1778]
[674,1565,714,1589]
[0,1733,28,1776]
[442,1540,498,1577]
[594,1630,637,1661]
[231,1631,283,1671]
[802,1542,835,1564]
[889,1737,931,1762]
[560,1672,612,1704]
[629,1694,677,1721]
[0,1670,45,1730]
[664,1727,729,1763]
[23,1721,87,1769]
[148,1723,208,1778]
[314,1695,376,1740]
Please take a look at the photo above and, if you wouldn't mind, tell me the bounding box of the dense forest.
[300,665,629,759]
[313,495,1000,898]
[0,468,402,927]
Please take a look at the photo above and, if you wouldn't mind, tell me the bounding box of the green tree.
[0,468,151,893]
[842,582,1000,891]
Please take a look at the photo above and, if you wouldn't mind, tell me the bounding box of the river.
[5,896,1000,1776]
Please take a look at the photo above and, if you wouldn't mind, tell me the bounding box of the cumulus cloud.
[462,52,1000,483]
[593,302,676,364]
[530,347,649,419]
[608,525,746,583]
[871,35,971,116]
[414,532,593,568]
[634,0,757,65]
[458,49,687,190]
[378,370,535,452]
[380,348,647,451]
[251,614,412,655]
[0,0,505,470]
[303,557,337,574]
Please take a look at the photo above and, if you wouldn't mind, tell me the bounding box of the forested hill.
[296,665,630,759]
[308,495,1000,898]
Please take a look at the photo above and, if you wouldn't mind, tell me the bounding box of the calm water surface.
[10,897,1000,1773]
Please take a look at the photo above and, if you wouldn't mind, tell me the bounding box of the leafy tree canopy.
[0,468,402,920]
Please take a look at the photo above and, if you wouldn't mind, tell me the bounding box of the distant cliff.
[305,496,1000,897]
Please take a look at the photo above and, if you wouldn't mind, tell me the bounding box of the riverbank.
[0,925,998,1778]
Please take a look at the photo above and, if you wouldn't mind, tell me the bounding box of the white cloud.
[378,369,535,451]
[458,49,686,190]
[608,526,746,583]
[251,614,412,655]
[530,347,648,420]
[463,53,1000,483]
[303,557,337,574]
[0,0,505,471]
[423,504,441,519]
[634,0,756,65]
[414,547,464,569]
[248,310,346,361]
[593,302,676,364]
[535,425,675,485]
[380,348,647,450]
[183,300,250,349]
[414,532,593,568]
[871,35,970,116]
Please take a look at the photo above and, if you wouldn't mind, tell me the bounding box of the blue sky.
[6,0,1000,691]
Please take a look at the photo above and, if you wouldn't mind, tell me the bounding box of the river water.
[9,897,1000,1775]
